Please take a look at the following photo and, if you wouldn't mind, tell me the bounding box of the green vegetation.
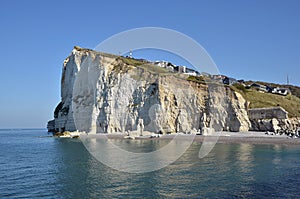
[245,80,300,98]
[232,85,300,117]
[187,76,206,84]
[137,63,170,74]
[120,57,174,75]
[100,52,119,59]
[120,57,144,66]
[119,57,171,75]
[187,75,230,87]
[232,83,247,93]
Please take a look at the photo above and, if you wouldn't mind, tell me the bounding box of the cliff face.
[48,47,251,133]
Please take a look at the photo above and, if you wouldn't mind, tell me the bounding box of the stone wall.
[248,107,296,132]
[248,107,288,120]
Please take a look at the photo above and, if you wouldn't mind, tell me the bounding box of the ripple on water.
[1,130,300,198]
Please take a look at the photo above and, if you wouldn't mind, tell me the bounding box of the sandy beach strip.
[81,132,300,145]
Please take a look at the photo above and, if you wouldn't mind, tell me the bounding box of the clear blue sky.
[0,0,299,128]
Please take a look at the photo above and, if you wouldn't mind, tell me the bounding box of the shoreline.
[79,131,300,145]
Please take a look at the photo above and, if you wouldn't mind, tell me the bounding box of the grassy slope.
[245,80,300,98]
[232,86,300,117]
[120,57,174,75]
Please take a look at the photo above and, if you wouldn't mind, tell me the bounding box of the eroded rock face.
[248,107,300,132]
[250,118,300,132]
[226,91,251,132]
[49,47,251,133]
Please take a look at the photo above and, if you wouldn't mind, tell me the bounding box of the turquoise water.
[1,129,300,198]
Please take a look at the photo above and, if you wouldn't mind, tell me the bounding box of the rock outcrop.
[249,107,300,132]
[48,47,252,133]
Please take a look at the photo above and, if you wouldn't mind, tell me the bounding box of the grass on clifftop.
[120,57,144,66]
[232,84,300,117]
[138,64,170,74]
[120,57,171,75]
[245,80,300,98]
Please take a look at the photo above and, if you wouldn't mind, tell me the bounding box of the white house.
[272,88,290,96]
[154,61,174,72]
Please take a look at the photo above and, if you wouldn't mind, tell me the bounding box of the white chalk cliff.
[48,46,251,133]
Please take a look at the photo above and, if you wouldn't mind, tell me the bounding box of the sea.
[1,129,300,199]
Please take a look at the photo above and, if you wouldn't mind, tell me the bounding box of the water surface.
[1,129,300,198]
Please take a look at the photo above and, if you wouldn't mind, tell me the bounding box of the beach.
[82,131,300,145]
